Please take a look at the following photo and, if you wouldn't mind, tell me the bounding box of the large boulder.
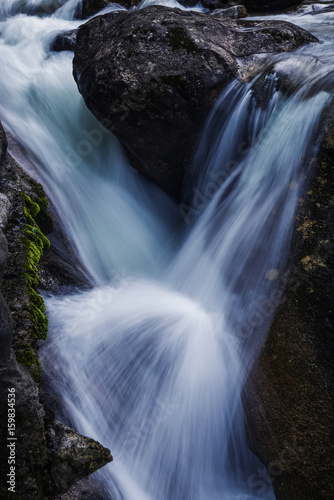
[242,0,300,13]
[244,101,334,499]
[73,6,317,198]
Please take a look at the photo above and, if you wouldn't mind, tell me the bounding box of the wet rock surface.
[73,6,317,198]
[51,30,78,52]
[244,100,334,499]
[0,124,112,499]
[242,0,300,13]
[208,5,248,17]
[5,133,92,294]
[55,476,113,500]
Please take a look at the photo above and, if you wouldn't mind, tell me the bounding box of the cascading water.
[0,8,180,282]
[0,1,334,499]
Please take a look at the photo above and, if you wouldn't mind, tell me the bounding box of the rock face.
[74,0,138,19]
[0,123,112,499]
[208,5,248,18]
[0,121,6,161]
[51,30,78,52]
[242,0,299,13]
[244,101,334,499]
[73,6,317,198]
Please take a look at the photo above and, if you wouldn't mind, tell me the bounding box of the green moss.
[22,182,53,234]
[21,192,40,217]
[16,347,41,380]
[77,455,98,476]
[21,193,49,343]
[82,456,97,474]
[89,456,97,472]
[167,27,199,54]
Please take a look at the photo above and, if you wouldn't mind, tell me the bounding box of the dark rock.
[37,201,93,293]
[74,0,138,20]
[209,4,248,17]
[5,132,92,293]
[73,6,317,198]
[202,0,247,13]
[0,352,113,498]
[178,0,200,6]
[250,54,323,106]
[75,0,111,20]
[0,120,7,162]
[242,0,300,13]
[51,30,78,52]
[169,0,202,6]
[55,475,113,500]
[0,292,12,364]
[244,100,334,499]
[202,0,225,8]
[48,420,113,493]
[0,230,8,282]
[0,122,111,499]
[0,193,10,230]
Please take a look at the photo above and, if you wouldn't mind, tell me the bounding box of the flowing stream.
[0,1,334,499]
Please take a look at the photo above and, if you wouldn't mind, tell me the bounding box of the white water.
[0,2,333,499]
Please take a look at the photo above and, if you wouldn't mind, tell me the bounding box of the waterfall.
[41,81,330,500]
[0,1,333,499]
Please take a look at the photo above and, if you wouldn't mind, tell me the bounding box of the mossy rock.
[1,178,52,380]
[21,193,50,343]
